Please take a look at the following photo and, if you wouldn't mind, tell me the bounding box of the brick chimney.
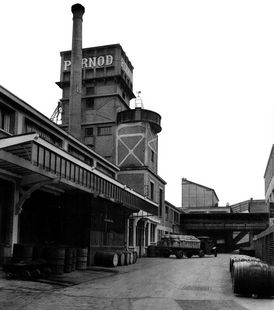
[68,3,85,140]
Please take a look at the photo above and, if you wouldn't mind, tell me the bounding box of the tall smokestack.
[68,3,85,140]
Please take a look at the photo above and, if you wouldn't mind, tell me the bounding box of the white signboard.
[63,54,113,71]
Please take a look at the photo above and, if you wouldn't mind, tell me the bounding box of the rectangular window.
[85,127,94,136]
[86,86,95,95]
[159,188,163,217]
[150,181,154,201]
[174,212,179,224]
[165,206,169,221]
[86,98,94,109]
[98,126,111,136]
[0,105,15,134]
[151,150,155,162]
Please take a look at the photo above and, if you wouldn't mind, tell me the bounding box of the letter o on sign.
[97,56,105,66]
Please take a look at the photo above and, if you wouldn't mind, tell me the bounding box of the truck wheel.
[186,252,192,258]
[198,250,205,258]
[163,252,170,258]
[176,251,183,259]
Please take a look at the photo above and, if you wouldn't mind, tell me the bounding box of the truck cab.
[197,236,217,257]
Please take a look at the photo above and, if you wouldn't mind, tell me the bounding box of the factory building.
[0,3,162,264]
[264,145,274,227]
[0,84,158,265]
[0,3,181,265]
[252,145,274,265]
[52,4,177,256]
[181,178,219,211]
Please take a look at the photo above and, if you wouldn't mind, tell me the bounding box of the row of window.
[26,121,62,147]
[63,66,115,82]
[148,181,163,217]
[0,105,15,134]
[85,126,112,137]
[0,102,116,177]
[148,181,165,219]
[165,206,180,224]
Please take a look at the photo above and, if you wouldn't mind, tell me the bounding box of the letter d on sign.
[105,55,113,66]
[64,60,71,70]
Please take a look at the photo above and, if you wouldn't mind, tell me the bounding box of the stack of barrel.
[94,250,138,267]
[11,243,88,276]
[230,254,274,297]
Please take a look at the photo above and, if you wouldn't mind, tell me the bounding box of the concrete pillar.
[126,218,129,248]
[133,218,138,249]
[147,222,151,245]
[12,183,20,248]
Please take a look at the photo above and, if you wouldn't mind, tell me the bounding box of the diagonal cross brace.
[118,135,145,166]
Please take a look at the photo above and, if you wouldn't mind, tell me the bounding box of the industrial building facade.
[0,85,160,264]
[181,178,219,211]
[56,40,180,256]
[0,4,181,264]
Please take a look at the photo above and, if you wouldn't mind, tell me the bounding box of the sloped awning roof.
[0,133,158,215]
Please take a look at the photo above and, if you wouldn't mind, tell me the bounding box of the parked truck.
[157,234,217,259]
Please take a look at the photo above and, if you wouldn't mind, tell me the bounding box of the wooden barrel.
[94,251,118,267]
[229,255,261,274]
[13,244,33,263]
[116,251,125,266]
[124,251,130,265]
[232,261,274,296]
[130,251,134,264]
[133,251,138,264]
[32,244,45,260]
[71,248,77,271]
[45,246,65,274]
[64,247,74,273]
[76,248,88,270]
[124,251,133,264]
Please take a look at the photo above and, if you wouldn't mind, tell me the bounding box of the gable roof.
[181,178,219,202]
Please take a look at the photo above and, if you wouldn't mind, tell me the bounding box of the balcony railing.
[117,109,161,133]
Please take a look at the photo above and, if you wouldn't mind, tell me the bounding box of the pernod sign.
[63,54,113,71]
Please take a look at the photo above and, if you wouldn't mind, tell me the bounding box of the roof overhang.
[0,133,158,215]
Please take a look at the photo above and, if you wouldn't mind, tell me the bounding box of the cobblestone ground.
[0,254,274,309]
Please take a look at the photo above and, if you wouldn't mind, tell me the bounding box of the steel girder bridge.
[180,213,269,252]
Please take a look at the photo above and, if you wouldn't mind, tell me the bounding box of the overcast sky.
[1,0,274,207]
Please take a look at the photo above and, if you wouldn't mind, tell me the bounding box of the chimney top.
[71,3,85,16]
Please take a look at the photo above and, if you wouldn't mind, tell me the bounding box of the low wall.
[253,225,274,265]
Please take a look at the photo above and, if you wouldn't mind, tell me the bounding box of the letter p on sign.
[64,60,71,71]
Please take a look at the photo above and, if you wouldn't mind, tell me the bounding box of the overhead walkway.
[181,213,269,251]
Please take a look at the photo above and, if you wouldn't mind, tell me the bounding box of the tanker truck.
[157,234,217,259]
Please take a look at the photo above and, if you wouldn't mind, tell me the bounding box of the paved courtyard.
[0,254,274,309]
